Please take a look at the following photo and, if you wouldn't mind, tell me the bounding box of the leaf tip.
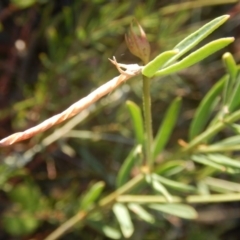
[224,14,230,20]
[222,52,232,59]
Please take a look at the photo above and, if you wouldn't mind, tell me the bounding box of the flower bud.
[125,19,151,65]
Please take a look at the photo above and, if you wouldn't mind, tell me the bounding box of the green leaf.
[189,75,226,140]
[229,123,240,134]
[152,173,196,193]
[164,15,230,67]
[221,53,239,111]
[87,220,121,239]
[116,145,142,187]
[155,38,234,76]
[228,71,240,112]
[149,203,198,219]
[128,203,155,223]
[146,174,173,202]
[207,154,240,169]
[197,181,210,195]
[113,203,134,238]
[191,154,226,171]
[204,177,240,193]
[142,50,178,78]
[126,101,144,145]
[222,52,238,84]
[80,181,105,210]
[155,160,186,176]
[152,97,182,159]
[210,135,240,147]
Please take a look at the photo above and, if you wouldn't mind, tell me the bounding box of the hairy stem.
[142,75,153,169]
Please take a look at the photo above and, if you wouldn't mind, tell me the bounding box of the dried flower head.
[125,19,151,65]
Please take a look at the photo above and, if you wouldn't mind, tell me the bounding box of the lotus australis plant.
[2,15,240,240]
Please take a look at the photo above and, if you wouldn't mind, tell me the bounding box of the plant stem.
[182,109,240,153]
[142,75,153,169]
[45,174,144,240]
[196,144,240,153]
[118,193,240,203]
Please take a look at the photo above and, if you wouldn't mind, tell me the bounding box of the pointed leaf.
[126,101,144,145]
[211,135,240,147]
[113,203,134,238]
[152,173,196,193]
[152,97,181,159]
[146,174,173,202]
[87,220,121,239]
[204,177,240,193]
[155,160,186,176]
[80,181,105,210]
[191,154,226,171]
[164,15,230,67]
[142,50,178,78]
[128,203,155,223]
[116,145,142,187]
[189,75,226,140]
[222,53,238,109]
[207,154,240,169]
[228,70,240,112]
[149,203,198,219]
[222,52,238,83]
[155,38,234,76]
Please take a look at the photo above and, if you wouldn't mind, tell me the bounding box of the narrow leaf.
[146,174,173,202]
[152,173,196,193]
[80,181,105,210]
[207,154,240,169]
[155,38,234,76]
[155,160,186,176]
[128,203,155,223]
[210,135,240,147]
[164,15,230,67]
[149,203,198,219]
[204,177,240,193]
[113,203,134,238]
[222,52,238,82]
[126,101,144,145]
[222,53,239,110]
[189,75,226,140]
[228,70,240,112]
[142,50,178,78]
[152,97,181,159]
[191,154,225,171]
[116,145,142,188]
[87,220,121,239]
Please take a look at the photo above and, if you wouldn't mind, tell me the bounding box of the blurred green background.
[0,0,240,239]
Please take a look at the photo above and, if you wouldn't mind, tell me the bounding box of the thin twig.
[45,174,144,240]
[0,58,142,147]
[117,193,240,203]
